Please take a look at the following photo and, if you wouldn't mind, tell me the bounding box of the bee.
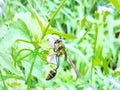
[46,38,80,80]
[54,39,80,79]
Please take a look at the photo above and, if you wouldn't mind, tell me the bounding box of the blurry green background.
[0,0,120,90]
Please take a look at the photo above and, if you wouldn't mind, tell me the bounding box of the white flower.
[0,0,4,16]
[83,86,96,90]
[115,68,120,72]
[0,0,4,6]
[97,4,115,13]
[109,78,120,90]
[0,7,3,16]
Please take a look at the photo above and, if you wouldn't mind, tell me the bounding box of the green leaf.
[10,19,32,39]
[102,58,109,75]
[110,0,120,13]
[81,17,86,29]
[13,12,42,40]
[22,60,42,79]
[0,52,20,76]
[47,28,77,40]
[93,59,101,66]
[0,29,26,52]
[27,0,43,31]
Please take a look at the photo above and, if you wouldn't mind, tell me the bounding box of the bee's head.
[54,39,62,44]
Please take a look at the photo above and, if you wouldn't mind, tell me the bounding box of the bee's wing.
[47,54,56,64]
[66,55,80,79]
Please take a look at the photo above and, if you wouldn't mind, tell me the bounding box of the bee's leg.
[64,51,67,61]
[46,62,57,65]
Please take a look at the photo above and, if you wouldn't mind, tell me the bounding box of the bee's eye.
[54,39,62,44]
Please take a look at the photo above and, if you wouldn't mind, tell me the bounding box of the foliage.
[0,0,120,90]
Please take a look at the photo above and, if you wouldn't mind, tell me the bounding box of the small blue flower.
[97,4,115,13]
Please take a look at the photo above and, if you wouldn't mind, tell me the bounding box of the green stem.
[41,0,66,39]
[15,39,32,44]
[94,25,99,54]
[90,24,99,85]
[27,58,35,90]
[77,29,90,44]
[16,52,31,62]
[26,48,39,90]
[0,70,8,90]
[17,49,32,57]
[7,1,13,21]
[14,49,32,66]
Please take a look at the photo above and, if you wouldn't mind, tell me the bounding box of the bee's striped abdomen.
[46,69,57,80]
